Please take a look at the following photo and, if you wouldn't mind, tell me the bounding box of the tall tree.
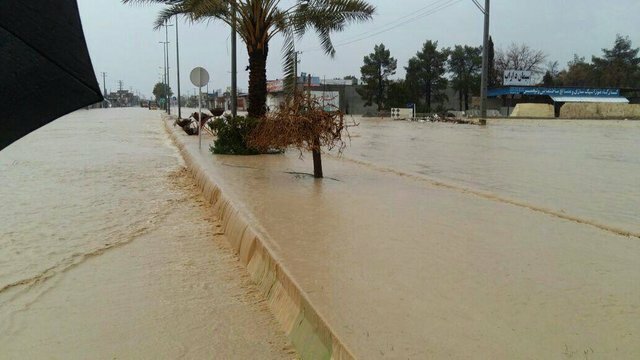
[448,45,482,110]
[592,34,640,88]
[358,44,397,110]
[386,80,410,109]
[495,43,547,82]
[541,61,560,86]
[152,82,173,100]
[557,55,595,87]
[487,36,499,88]
[405,40,449,112]
[123,0,375,119]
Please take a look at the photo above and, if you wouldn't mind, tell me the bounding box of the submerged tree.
[358,44,397,110]
[405,40,449,113]
[247,91,351,178]
[123,0,375,118]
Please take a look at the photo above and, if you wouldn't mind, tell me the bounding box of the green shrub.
[208,116,260,155]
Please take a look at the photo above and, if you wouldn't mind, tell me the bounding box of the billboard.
[267,79,284,93]
[503,70,534,86]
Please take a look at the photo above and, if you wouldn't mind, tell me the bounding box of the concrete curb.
[163,119,355,360]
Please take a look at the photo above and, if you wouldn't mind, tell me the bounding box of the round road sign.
[190,67,210,87]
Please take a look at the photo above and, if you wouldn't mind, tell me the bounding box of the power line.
[301,0,464,52]
[471,0,485,14]
[328,0,456,45]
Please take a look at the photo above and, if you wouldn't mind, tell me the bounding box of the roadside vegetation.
[356,34,640,113]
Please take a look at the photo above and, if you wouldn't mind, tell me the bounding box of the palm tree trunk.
[247,45,268,118]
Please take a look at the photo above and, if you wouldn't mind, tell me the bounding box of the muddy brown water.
[0,108,294,358]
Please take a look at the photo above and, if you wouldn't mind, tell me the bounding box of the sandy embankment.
[167,117,640,359]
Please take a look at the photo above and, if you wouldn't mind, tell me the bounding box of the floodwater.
[169,116,640,359]
[0,109,293,358]
[344,118,640,236]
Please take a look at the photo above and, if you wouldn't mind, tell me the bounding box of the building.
[488,86,631,117]
[266,76,374,115]
[104,89,140,108]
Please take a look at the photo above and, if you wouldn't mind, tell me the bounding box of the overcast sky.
[78,0,640,99]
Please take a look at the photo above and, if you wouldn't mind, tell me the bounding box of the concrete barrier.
[163,119,354,360]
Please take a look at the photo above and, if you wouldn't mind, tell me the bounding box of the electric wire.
[471,0,485,14]
[300,0,465,53]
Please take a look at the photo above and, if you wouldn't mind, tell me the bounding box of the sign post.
[189,67,210,150]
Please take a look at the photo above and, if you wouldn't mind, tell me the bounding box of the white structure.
[391,107,415,120]
[311,91,340,111]
[503,70,534,86]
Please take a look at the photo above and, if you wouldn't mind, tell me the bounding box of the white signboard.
[503,70,533,86]
[391,108,414,120]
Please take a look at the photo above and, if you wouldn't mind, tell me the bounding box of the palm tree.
[123,0,375,118]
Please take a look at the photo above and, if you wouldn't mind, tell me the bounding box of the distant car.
[149,102,158,110]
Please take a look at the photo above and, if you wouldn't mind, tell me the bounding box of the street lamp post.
[231,10,237,117]
[175,17,182,119]
[164,21,174,115]
[159,42,168,110]
[479,0,490,125]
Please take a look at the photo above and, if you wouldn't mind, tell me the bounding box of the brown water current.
[342,118,640,236]
[168,117,640,359]
[0,109,294,359]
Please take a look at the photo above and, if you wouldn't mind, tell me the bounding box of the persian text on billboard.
[503,70,533,86]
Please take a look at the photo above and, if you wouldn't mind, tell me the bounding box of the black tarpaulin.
[0,0,103,150]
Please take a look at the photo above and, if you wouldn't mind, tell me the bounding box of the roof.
[551,96,629,103]
[488,86,622,98]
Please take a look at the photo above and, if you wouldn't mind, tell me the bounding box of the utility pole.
[164,20,173,115]
[101,72,107,96]
[479,0,490,125]
[100,72,107,108]
[160,41,167,110]
[175,16,182,119]
[231,5,238,117]
[294,51,299,91]
[118,80,124,92]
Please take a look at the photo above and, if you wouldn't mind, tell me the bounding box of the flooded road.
[167,116,640,359]
[344,118,640,235]
[0,109,293,358]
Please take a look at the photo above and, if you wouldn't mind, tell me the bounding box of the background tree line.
[357,34,639,113]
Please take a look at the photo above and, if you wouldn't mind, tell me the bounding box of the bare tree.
[495,43,547,82]
[247,92,352,179]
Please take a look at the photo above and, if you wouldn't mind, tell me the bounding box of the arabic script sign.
[503,70,533,86]
[522,88,620,97]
